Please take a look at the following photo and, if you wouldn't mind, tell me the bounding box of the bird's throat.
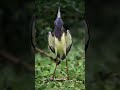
[54,27,63,40]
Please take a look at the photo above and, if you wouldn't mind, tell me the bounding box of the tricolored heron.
[48,6,72,80]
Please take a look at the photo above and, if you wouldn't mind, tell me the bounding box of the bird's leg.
[51,63,57,80]
[66,59,69,80]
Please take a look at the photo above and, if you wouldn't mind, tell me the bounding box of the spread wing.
[48,32,55,53]
[65,30,72,55]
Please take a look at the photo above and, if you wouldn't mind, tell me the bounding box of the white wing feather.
[48,32,55,53]
[66,30,72,54]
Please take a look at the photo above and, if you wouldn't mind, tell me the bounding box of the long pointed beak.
[57,7,61,18]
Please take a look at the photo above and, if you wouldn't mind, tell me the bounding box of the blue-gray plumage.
[54,7,64,40]
[48,6,72,61]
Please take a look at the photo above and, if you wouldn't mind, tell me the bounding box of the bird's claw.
[66,77,69,80]
[50,77,54,81]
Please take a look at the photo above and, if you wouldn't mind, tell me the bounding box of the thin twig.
[35,47,60,63]
[50,78,66,82]
[50,79,84,83]
[44,77,84,83]
[0,50,34,72]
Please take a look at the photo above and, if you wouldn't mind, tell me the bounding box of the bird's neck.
[54,26,63,40]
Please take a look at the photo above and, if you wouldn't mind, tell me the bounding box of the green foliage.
[35,40,85,90]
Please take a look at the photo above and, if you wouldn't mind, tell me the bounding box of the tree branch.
[35,47,60,63]
[0,51,34,72]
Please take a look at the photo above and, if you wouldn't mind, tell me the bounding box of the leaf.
[43,71,49,76]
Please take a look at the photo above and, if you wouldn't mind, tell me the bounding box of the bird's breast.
[55,32,66,54]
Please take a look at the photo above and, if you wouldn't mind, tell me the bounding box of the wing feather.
[48,32,55,53]
[65,30,72,55]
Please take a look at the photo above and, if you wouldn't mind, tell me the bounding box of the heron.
[48,6,72,80]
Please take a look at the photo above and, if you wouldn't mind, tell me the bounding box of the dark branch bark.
[35,47,60,63]
[0,47,60,73]
[0,51,34,72]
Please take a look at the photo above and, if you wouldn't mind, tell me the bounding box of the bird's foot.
[50,76,54,81]
[66,77,69,80]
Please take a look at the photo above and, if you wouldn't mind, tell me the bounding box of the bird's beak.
[57,7,61,18]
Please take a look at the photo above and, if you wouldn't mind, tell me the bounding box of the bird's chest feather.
[55,33,66,53]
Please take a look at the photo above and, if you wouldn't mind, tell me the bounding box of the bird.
[48,6,72,80]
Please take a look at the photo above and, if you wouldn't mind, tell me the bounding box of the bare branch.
[0,51,34,72]
[35,47,60,63]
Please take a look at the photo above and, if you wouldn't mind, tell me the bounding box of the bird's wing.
[48,32,55,53]
[65,30,72,55]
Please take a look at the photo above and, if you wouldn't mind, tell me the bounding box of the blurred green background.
[35,0,85,90]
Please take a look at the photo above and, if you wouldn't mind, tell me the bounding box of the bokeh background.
[86,1,120,90]
[0,0,34,90]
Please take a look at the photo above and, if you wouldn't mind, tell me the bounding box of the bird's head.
[54,18,63,29]
[54,7,64,28]
[54,7,64,39]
